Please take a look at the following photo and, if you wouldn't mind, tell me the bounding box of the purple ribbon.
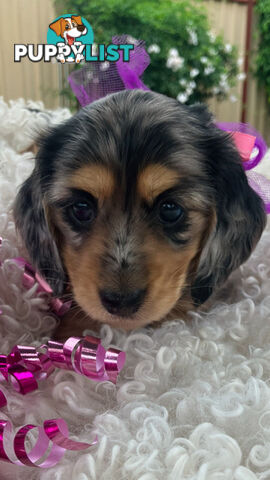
[218,122,270,214]
[217,122,268,171]
[68,35,150,106]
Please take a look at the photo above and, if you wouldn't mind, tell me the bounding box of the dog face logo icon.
[49,15,87,46]
[47,14,94,63]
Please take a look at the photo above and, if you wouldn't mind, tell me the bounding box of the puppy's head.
[13,90,266,329]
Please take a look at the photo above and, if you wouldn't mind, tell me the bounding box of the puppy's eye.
[159,201,183,223]
[65,24,70,30]
[72,22,76,27]
[71,202,94,223]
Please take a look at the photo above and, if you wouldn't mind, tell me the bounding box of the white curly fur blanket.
[1,97,270,480]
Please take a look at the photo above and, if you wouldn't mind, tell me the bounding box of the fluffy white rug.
[1,97,270,480]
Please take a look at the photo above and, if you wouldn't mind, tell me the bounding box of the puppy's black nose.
[99,289,146,316]
[77,24,85,32]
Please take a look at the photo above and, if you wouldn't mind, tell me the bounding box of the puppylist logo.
[14,14,134,64]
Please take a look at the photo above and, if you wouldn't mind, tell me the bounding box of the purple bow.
[218,122,270,214]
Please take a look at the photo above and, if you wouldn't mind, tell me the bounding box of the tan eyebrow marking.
[67,165,115,201]
[137,164,180,204]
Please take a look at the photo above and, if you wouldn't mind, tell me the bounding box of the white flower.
[209,48,216,56]
[209,31,216,43]
[200,56,208,64]
[237,72,246,81]
[212,86,220,94]
[167,48,185,71]
[237,57,244,67]
[220,73,228,82]
[100,61,110,71]
[190,68,199,78]
[166,56,184,71]
[224,43,232,53]
[177,80,196,101]
[187,27,198,46]
[219,73,230,92]
[177,93,188,103]
[166,57,174,69]
[219,81,230,93]
[204,65,215,75]
[168,48,179,57]
[229,95,237,103]
[188,81,196,89]
[148,44,160,54]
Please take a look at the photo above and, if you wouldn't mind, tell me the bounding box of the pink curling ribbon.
[0,238,125,467]
[10,257,72,316]
[0,412,94,467]
[217,122,270,214]
[0,336,125,467]
[217,122,267,170]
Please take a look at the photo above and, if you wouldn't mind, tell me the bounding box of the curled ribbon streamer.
[0,337,125,467]
[0,402,97,467]
[10,257,72,316]
[217,121,267,170]
[0,336,125,393]
[217,122,270,214]
[0,241,125,467]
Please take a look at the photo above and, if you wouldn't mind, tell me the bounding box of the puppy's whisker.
[56,292,74,299]
[62,305,80,316]
[35,267,69,276]
[37,275,70,285]
[70,307,89,324]
[52,295,74,304]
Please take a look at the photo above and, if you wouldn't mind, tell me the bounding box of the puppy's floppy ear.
[188,104,267,306]
[13,169,66,295]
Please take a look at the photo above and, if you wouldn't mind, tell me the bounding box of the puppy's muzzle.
[77,25,86,32]
[99,288,146,316]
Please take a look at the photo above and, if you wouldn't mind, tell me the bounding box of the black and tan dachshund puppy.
[14,90,266,337]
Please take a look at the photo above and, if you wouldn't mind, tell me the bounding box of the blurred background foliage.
[55,0,239,105]
[256,0,270,107]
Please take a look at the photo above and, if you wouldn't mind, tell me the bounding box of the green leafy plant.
[55,0,239,104]
[256,0,270,105]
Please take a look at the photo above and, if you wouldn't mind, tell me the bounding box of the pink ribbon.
[0,241,126,468]
[0,336,125,467]
[230,131,256,163]
[10,258,72,316]
[217,122,270,214]
[0,413,96,468]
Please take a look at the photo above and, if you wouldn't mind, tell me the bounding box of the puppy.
[13,90,266,337]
